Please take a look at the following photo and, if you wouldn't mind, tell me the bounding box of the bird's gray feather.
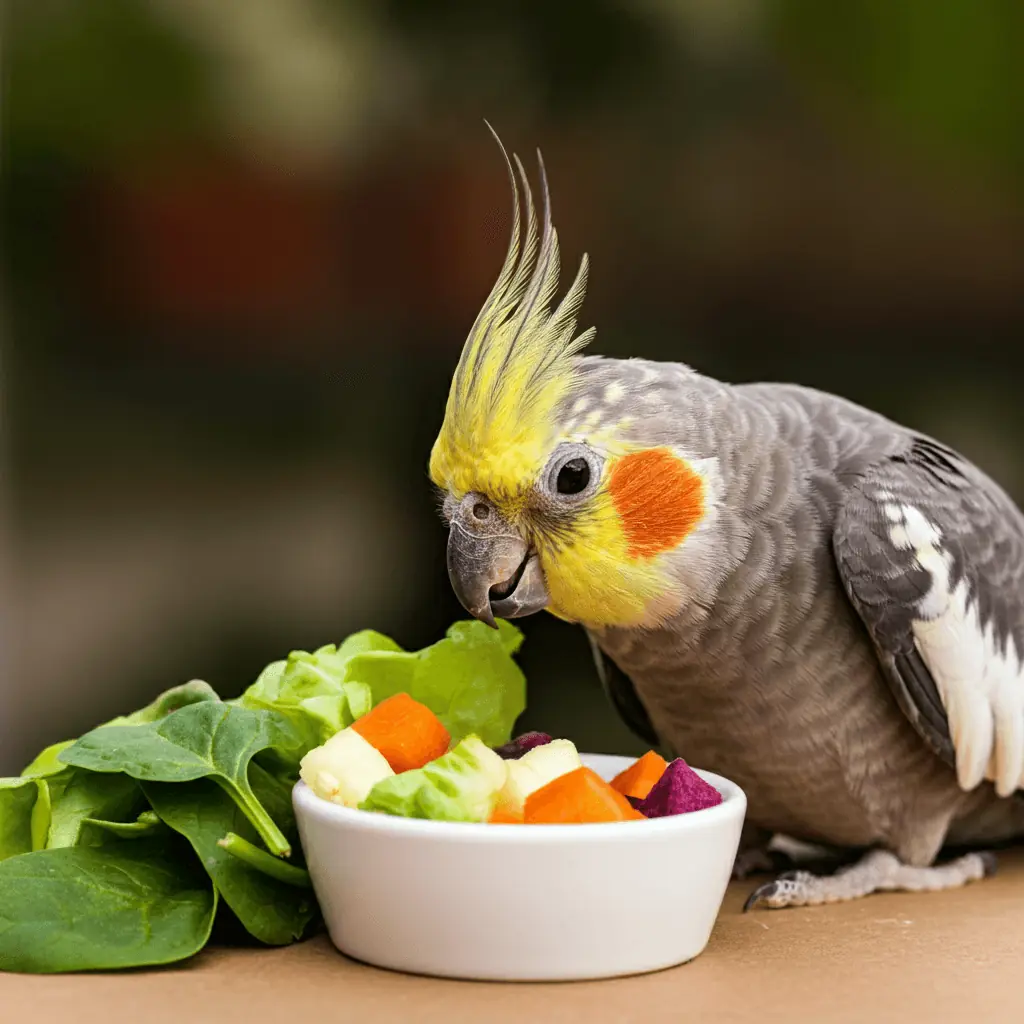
[834,436,1024,793]
[569,361,1024,861]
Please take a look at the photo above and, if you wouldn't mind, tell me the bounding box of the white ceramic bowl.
[292,752,746,981]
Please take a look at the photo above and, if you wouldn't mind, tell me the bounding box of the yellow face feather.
[428,130,595,501]
[535,488,684,627]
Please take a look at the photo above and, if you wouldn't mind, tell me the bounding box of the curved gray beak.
[446,495,549,628]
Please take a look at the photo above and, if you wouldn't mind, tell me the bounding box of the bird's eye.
[556,457,590,495]
[543,443,601,501]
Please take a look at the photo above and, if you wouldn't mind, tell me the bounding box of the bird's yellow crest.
[429,128,596,502]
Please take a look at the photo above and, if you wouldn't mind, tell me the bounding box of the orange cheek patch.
[608,448,705,559]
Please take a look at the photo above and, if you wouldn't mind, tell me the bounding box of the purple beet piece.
[636,758,722,817]
[492,732,553,760]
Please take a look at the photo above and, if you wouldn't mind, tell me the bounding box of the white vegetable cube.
[464,737,510,791]
[495,739,582,815]
[300,728,394,807]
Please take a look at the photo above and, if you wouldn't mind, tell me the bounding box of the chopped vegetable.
[493,731,553,759]
[351,692,451,773]
[360,735,507,822]
[488,806,523,824]
[494,739,582,817]
[524,766,646,824]
[299,728,394,807]
[609,750,669,801]
[636,758,723,817]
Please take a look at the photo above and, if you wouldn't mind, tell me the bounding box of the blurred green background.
[3,0,1024,772]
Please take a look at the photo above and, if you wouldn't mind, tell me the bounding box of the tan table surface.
[5,851,1022,1023]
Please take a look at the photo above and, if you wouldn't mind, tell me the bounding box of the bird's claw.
[977,851,999,877]
[742,870,807,912]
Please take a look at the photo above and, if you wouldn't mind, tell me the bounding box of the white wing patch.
[887,502,1024,796]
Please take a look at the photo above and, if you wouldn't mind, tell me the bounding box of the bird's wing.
[585,633,661,747]
[833,435,1024,797]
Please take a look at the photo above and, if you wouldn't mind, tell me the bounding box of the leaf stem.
[237,795,292,857]
[217,833,311,888]
[215,780,292,857]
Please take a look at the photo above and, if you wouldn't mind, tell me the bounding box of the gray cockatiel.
[428,136,1024,908]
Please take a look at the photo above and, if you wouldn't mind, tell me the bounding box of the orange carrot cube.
[609,750,669,801]
[524,766,646,824]
[350,693,451,773]
[488,806,523,824]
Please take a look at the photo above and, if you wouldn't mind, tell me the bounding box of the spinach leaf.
[0,839,217,972]
[45,770,142,849]
[0,779,38,861]
[105,679,220,726]
[142,780,316,946]
[60,701,301,856]
[19,682,220,781]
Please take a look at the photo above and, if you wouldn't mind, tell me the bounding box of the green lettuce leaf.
[238,636,386,748]
[345,620,525,746]
[21,741,76,779]
[360,735,507,822]
[0,778,39,861]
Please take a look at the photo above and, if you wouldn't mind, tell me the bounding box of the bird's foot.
[731,846,796,880]
[743,848,997,911]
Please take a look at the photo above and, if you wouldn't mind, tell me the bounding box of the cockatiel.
[429,134,1024,909]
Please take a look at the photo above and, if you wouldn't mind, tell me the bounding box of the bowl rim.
[292,754,747,844]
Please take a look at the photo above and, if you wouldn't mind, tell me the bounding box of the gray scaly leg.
[743,849,997,911]
[732,846,795,880]
[732,827,856,881]
[732,823,799,880]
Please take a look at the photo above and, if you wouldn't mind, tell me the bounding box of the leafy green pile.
[0,620,525,974]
